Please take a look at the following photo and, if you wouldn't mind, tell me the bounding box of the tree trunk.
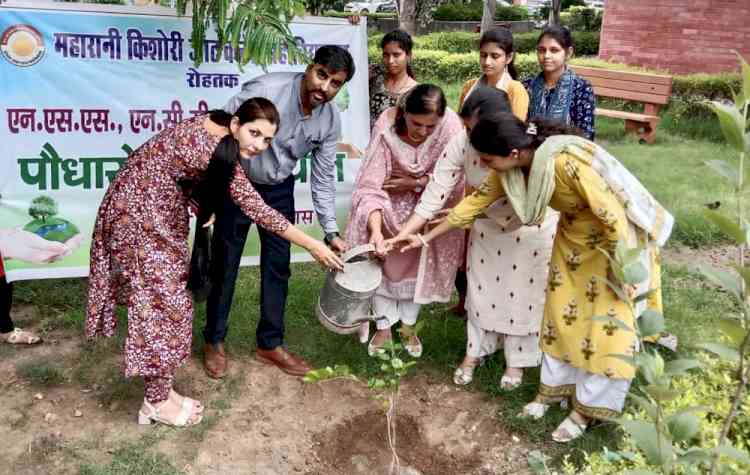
[398,0,417,35]
[548,0,562,25]
[480,0,496,34]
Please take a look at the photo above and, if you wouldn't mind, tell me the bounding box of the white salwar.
[415,132,557,368]
[539,353,631,420]
[373,295,421,330]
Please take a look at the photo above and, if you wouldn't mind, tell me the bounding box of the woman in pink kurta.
[86,98,343,427]
[346,84,464,357]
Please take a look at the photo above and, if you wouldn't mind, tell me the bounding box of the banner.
[0,4,367,282]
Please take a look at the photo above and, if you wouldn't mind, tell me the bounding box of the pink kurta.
[85,115,289,378]
[346,108,465,304]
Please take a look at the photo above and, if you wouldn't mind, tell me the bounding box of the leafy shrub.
[432,1,483,21]
[495,5,529,21]
[563,357,750,474]
[562,6,603,32]
[432,2,529,22]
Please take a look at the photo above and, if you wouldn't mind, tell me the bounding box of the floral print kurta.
[449,150,638,380]
[85,115,290,378]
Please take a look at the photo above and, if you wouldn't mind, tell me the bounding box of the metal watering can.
[316,244,382,334]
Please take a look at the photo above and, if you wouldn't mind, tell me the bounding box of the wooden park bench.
[570,65,673,144]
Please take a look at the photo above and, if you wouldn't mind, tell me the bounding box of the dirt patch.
[314,411,481,475]
[663,244,749,273]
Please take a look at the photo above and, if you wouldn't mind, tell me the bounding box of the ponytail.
[191,122,240,220]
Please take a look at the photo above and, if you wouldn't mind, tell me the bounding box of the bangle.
[416,233,429,248]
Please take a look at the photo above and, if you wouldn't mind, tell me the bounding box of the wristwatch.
[323,232,340,246]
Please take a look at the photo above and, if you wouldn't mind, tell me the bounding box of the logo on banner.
[1,24,46,67]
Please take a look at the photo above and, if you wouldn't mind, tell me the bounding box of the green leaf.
[633,289,656,304]
[622,470,659,475]
[526,450,549,474]
[623,261,649,285]
[619,419,673,466]
[591,315,634,332]
[694,342,740,362]
[704,210,747,245]
[643,384,680,402]
[705,159,740,186]
[390,358,404,369]
[664,359,701,376]
[667,412,701,442]
[639,309,665,337]
[738,51,750,109]
[733,264,750,294]
[715,444,750,465]
[699,264,744,302]
[636,351,665,384]
[718,318,747,348]
[629,393,657,420]
[675,448,713,465]
[595,276,629,302]
[707,100,746,152]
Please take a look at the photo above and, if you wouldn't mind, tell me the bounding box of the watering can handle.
[340,243,376,263]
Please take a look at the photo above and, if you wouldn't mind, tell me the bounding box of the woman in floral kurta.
[389,113,672,442]
[86,99,342,427]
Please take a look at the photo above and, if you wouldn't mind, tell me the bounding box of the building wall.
[599,0,750,74]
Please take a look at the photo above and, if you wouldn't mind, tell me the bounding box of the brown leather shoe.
[255,346,313,377]
[203,343,227,379]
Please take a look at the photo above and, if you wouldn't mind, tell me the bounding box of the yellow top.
[448,151,640,393]
[458,77,530,122]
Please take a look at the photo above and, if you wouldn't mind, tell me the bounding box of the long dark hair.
[459,86,511,119]
[537,25,574,52]
[469,112,583,157]
[479,27,518,80]
[381,29,415,79]
[194,98,280,218]
[394,84,447,136]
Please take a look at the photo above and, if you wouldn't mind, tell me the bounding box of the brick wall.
[599,0,750,74]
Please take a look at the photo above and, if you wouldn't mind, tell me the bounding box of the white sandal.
[1,328,41,345]
[453,358,482,386]
[551,415,588,443]
[138,399,202,427]
[519,401,550,420]
[500,371,523,390]
[404,334,422,358]
[170,389,203,414]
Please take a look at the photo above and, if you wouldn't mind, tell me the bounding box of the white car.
[343,1,391,14]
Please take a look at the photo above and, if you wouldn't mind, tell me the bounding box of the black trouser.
[203,175,295,349]
[0,275,14,334]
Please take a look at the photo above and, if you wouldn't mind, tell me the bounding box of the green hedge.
[368,47,741,104]
[369,31,600,56]
[432,2,529,21]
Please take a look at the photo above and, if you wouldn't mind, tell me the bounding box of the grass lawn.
[7,81,744,472]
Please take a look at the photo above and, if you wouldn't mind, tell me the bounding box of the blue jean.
[203,175,295,349]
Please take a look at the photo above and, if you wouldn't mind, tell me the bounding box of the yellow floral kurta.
[449,150,639,380]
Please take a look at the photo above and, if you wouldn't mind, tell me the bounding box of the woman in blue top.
[524,25,596,140]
